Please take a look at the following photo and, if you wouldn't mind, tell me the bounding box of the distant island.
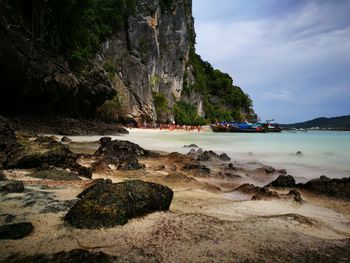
[282,115,350,130]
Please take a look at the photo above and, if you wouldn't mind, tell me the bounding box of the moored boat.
[211,122,267,133]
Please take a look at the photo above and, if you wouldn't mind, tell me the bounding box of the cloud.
[262,90,295,102]
[193,0,350,122]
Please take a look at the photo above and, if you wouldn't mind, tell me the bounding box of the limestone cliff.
[0,0,255,124]
[97,0,194,123]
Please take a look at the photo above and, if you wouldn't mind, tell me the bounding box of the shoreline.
[1,121,350,262]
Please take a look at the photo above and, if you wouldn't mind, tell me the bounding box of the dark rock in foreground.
[93,137,151,170]
[65,179,173,228]
[235,184,279,200]
[5,144,76,169]
[6,249,118,263]
[1,181,24,193]
[267,175,296,188]
[0,222,33,239]
[298,176,350,200]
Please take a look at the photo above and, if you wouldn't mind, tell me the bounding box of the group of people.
[136,122,202,132]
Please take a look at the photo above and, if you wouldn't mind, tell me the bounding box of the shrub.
[173,101,205,125]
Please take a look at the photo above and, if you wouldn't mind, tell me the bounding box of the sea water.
[67,130,350,182]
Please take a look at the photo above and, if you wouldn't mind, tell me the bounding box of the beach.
[1,128,350,262]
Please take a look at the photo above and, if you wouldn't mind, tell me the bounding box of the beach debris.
[183,144,199,148]
[65,179,173,228]
[267,175,296,188]
[0,222,33,240]
[61,136,72,143]
[4,249,118,262]
[1,181,24,193]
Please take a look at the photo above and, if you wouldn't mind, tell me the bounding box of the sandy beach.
[1,129,350,262]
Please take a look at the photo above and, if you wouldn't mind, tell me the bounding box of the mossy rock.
[65,180,173,228]
[29,168,81,181]
[6,145,76,169]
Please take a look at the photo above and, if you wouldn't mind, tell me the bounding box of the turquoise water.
[69,130,350,181]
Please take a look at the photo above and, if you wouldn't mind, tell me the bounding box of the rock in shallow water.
[0,222,33,239]
[298,176,350,200]
[93,137,152,170]
[267,175,296,188]
[65,179,173,228]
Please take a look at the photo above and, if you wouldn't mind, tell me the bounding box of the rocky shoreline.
[1,117,350,262]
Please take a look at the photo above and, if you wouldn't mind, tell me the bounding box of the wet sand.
[1,139,350,262]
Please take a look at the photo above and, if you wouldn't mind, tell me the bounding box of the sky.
[192,0,350,123]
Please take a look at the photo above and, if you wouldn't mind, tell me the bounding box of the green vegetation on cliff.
[174,102,205,125]
[184,51,255,123]
[10,0,135,68]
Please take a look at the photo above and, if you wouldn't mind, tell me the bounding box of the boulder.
[182,163,210,175]
[267,175,296,188]
[219,153,231,162]
[235,184,279,200]
[298,176,350,200]
[0,222,33,239]
[93,138,151,170]
[197,150,231,162]
[29,168,81,181]
[65,180,173,228]
[61,136,72,143]
[0,116,22,168]
[5,145,76,169]
[5,249,117,263]
[1,181,24,193]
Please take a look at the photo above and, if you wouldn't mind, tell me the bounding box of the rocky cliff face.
[0,0,254,124]
[0,1,116,117]
[97,0,196,123]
